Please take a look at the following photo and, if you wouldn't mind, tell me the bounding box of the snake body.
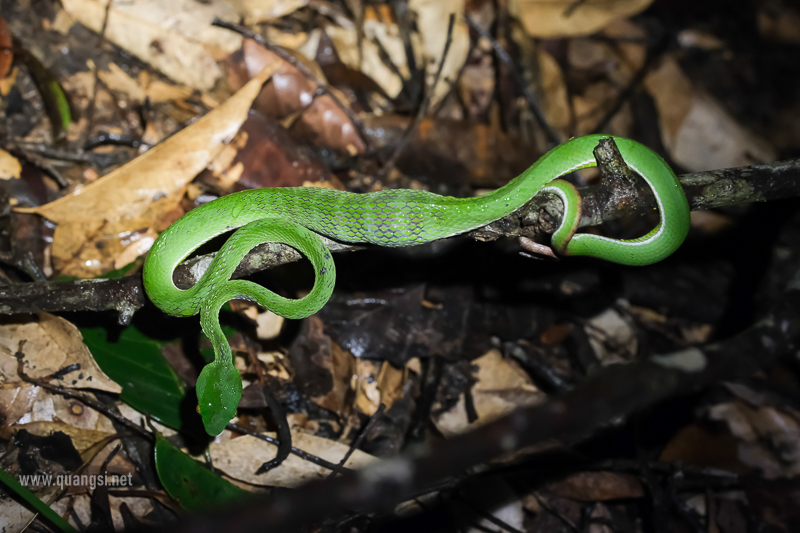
[143,135,690,434]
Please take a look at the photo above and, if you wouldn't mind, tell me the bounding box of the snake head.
[196,360,243,435]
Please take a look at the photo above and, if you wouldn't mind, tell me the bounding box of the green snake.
[142,134,690,435]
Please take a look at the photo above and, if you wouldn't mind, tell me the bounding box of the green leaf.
[154,433,251,511]
[82,326,186,430]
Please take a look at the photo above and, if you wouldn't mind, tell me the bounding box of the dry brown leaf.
[568,19,646,135]
[433,349,544,437]
[16,61,280,277]
[659,423,745,473]
[644,55,777,171]
[61,0,241,90]
[757,2,800,45]
[0,148,21,179]
[536,47,570,138]
[550,471,645,501]
[510,0,654,38]
[707,400,800,479]
[0,15,11,80]
[208,429,377,487]
[233,39,366,154]
[0,313,121,393]
[410,0,470,107]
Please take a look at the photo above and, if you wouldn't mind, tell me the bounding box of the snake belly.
[142,134,690,434]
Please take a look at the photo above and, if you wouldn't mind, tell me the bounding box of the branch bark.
[0,147,797,323]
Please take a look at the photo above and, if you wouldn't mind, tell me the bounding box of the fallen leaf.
[0,15,12,79]
[757,3,800,45]
[208,429,377,487]
[586,306,637,364]
[433,349,544,437]
[707,400,800,479]
[510,0,655,38]
[228,0,309,24]
[98,63,193,104]
[16,60,280,276]
[13,421,113,454]
[326,7,407,98]
[550,471,645,501]
[232,39,366,154]
[61,0,242,90]
[0,313,121,393]
[409,0,471,107]
[645,55,777,171]
[0,148,21,179]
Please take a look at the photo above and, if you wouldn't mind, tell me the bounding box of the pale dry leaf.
[12,421,113,453]
[16,60,280,276]
[536,48,570,138]
[98,63,193,104]
[326,23,405,98]
[0,313,121,393]
[256,310,284,340]
[644,55,777,171]
[0,148,21,179]
[354,359,383,416]
[409,0,470,107]
[586,305,637,364]
[510,0,654,38]
[208,430,377,487]
[61,0,241,90]
[228,0,309,24]
[433,349,544,437]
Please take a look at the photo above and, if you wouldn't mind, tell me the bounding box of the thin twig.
[376,14,456,183]
[211,18,371,153]
[328,403,386,478]
[465,16,561,146]
[81,0,113,148]
[14,344,152,439]
[226,422,351,475]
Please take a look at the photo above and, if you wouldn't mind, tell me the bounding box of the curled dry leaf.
[432,349,544,437]
[208,429,377,487]
[15,61,280,277]
[0,312,121,393]
[231,38,365,154]
[61,0,242,90]
[645,55,777,171]
[510,0,655,38]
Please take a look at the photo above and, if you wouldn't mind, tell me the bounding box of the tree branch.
[0,145,797,322]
